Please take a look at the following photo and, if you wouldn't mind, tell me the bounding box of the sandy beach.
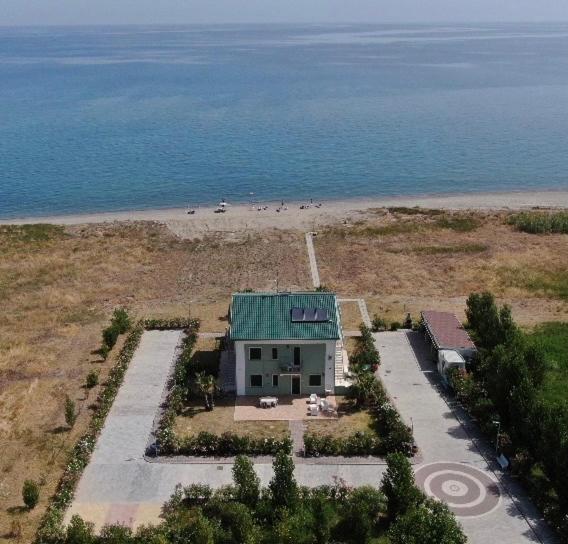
[2,190,568,235]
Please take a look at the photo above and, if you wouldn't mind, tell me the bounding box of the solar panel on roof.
[291,308,304,322]
[304,308,318,321]
[316,308,329,322]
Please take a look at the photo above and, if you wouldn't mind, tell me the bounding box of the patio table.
[259,396,278,408]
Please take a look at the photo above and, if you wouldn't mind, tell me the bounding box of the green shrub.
[509,211,568,234]
[85,369,99,389]
[102,325,120,350]
[371,314,387,332]
[65,396,77,428]
[23,479,40,509]
[65,515,95,544]
[111,308,131,334]
[390,321,401,331]
[98,344,110,361]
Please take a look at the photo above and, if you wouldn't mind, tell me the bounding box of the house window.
[250,374,263,387]
[272,374,279,387]
[249,347,262,360]
[272,347,278,360]
[308,374,322,387]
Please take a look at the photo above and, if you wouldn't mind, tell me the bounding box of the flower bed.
[164,430,292,457]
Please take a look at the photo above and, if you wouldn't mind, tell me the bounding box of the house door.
[291,375,301,395]
[293,347,301,366]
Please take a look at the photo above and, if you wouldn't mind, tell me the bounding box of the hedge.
[144,317,199,330]
[163,431,292,457]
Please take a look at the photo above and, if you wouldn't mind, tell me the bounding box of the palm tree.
[195,371,218,411]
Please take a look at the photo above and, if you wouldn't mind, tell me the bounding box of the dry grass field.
[1,209,567,541]
[306,397,374,438]
[0,223,309,542]
[174,397,290,440]
[317,209,568,328]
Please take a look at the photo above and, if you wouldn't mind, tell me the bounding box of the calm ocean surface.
[1,23,568,218]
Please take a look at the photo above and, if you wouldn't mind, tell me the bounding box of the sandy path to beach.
[2,190,568,235]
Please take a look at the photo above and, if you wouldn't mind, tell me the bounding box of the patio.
[234,395,339,421]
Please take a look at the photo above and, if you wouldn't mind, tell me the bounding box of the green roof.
[230,292,341,341]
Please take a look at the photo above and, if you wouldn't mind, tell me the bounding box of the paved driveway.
[376,330,555,544]
[66,329,555,542]
[66,331,387,532]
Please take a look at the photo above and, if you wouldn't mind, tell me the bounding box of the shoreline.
[2,189,568,231]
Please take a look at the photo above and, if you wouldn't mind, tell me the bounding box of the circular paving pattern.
[415,462,501,518]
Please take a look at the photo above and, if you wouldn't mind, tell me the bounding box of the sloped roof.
[422,310,476,350]
[230,292,341,341]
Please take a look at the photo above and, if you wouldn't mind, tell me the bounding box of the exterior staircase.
[219,345,236,393]
[334,341,351,389]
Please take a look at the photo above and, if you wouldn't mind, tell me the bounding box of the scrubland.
[1,208,567,541]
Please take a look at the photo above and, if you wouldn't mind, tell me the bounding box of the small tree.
[232,455,260,507]
[311,492,336,544]
[65,396,77,428]
[349,369,377,406]
[111,308,132,334]
[269,452,298,510]
[66,515,95,544]
[341,486,387,542]
[195,371,217,411]
[388,497,466,544]
[22,479,39,509]
[381,453,421,520]
[102,325,120,350]
[85,369,99,389]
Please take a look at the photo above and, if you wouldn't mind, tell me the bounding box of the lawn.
[528,322,568,406]
[306,397,375,439]
[174,397,290,440]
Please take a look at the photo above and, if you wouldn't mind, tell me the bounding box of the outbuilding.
[421,310,477,362]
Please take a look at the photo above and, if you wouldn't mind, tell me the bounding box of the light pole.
[493,420,501,454]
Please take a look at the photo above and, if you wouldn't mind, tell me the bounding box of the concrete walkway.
[305,232,321,288]
[338,297,372,328]
[375,330,556,544]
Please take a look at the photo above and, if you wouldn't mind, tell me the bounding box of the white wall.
[234,338,338,394]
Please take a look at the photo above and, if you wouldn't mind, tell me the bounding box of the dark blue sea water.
[1,23,568,218]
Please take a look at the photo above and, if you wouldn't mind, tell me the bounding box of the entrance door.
[291,375,301,395]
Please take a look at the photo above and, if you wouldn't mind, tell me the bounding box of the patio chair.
[309,393,319,404]
[309,404,319,416]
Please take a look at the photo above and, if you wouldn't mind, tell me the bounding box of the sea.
[1,23,568,219]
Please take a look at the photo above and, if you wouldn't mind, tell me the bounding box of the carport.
[421,310,477,361]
